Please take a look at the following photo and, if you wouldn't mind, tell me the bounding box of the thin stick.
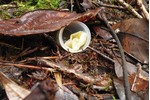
[93,2,124,10]
[98,12,131,100]
[0,4,16,10]
[0,42,21,50]
[88,46,114,63]
[19,56,59,63]
[137,0,149,20]
[118,0,143,18]
[0,62,55,72]
[38,58,101,84]
[70,0,73,12]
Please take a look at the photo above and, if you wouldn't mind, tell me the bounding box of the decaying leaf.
[114,60,149,94]
[55,84,79,100]
[113,18,149,63]
[114,59,148,78]
[24,78,79,100]
[93,26,112,40]
[113,78,143,100]
[0,9,100,36]
[24,79,58,100]
[129,73,149,92]
[0,71,30,100]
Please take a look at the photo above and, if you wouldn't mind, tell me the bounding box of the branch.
[93,2,125,10]
[118,0,143,18]
[137,0,149,20]
[97,12,131,100]
[0,62,55,72]
[88,46,114,63]
[38,58,101,84]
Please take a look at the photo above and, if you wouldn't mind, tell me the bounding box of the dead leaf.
[0,9,100,36]
[93,26,112,40]
[114,60,149,95]
[129,73,149,92]
[113,18,149,63]
[0,71,30,100]
[114,59,148,78]
[54,71,78,100]
[113,78,143,100]
[24,78,79,100]
[55,85,79,100]
[24,79,58,100]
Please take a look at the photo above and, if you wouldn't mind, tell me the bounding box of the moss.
[0,0,62,19]
[0,10,12,19]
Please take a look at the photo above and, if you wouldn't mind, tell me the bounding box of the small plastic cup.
[57,21,91,53]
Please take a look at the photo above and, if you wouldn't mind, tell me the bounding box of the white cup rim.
[58,21,91,53]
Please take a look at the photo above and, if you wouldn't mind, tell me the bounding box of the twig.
[11,47,39,60]
[97,12,131,100]
[38,58,101,84]
[88,46,114,63]
[19,56,59,63]
[0,4,16,10]
[93,2,125,10]
[137,0,149,20]
[118,0,143,18]
[0,62,55,72]
[136,63,149,81]
[131,66,139,91]
[0,42,21,50]
[70,0,73,12]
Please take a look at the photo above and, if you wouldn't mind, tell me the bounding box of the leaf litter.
[0,0,149,100]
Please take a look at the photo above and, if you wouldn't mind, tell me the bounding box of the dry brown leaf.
[93,26,112,40]
[113,78,143,100]
[113,18,149,63]
[54,72,79,100]
[114,59,148,78]
[24,78,79,100]
[0,71,30,100]
[24,79,58,100]
[54,72,63,88]
[0,9,100,36]
[129,73,149,92]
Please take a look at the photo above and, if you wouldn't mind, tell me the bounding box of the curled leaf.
[0,72,30,100]
[0,9,100,36]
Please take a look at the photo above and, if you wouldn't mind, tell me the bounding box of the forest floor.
[0,0,149,100]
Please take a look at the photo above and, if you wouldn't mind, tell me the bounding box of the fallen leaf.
[0,71,30,100]
[129,73,149,92]
[114,60,149,95]
[0,9,100,36]
[55,85,79,100]
[24,78,79,100]
[114,59,148,78]
[113,78,143,100]
[54,71,78,100]
[24,79,58,100]
[113,18,149,64]
[93,26,112,40]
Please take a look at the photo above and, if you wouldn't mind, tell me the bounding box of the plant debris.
[0,8,100,36]
[0,0,149,100]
